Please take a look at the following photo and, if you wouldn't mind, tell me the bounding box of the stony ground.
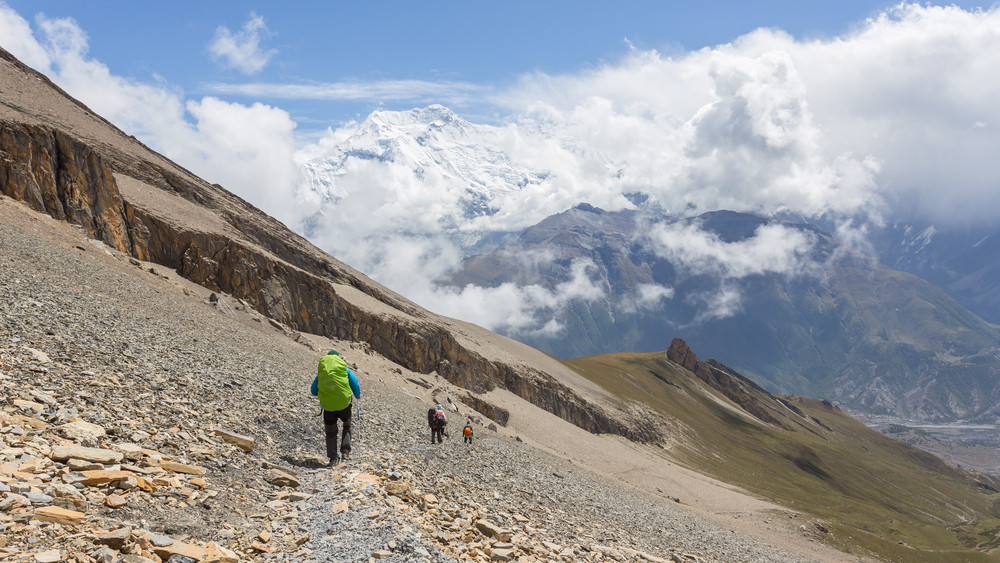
[0,200,836,562]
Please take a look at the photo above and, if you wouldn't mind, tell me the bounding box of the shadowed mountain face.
[869,220,1000,325]
[451,205,1000,422]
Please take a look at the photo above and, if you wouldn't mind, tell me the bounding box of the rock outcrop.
[0,121,132,252]
[666,338,806,430]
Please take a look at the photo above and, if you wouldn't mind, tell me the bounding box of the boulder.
[33,549,62,563]
[266,468,299,488]
[475,519,504,538]
[63,470,135,486]
[32,506,85,525]
[49,446,123,465]
[152,540,206,562]
[385,482,410,497]
[213,429,255,452]
[111,443,144,461]
[0,493,30,511]
[94,526,132,550]
[57,420,106,445]
[201,542,239,563]
[104,493,127,508]
[158,460,206,475]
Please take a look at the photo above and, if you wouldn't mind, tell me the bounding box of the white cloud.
[493,3,1000,227]
[617,283,676,315]
[0,6,301,225]
[206,79,487,105]
[0,4,52,72]
[423,258,605,336]
[207,12,275,75]
[636,283,675,306]
[637,220,820,321]
[304,221,606,335]
[640,221,819,279]
[687,284,745,324]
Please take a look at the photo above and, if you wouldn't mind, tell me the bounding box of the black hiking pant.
[323,403,352,462]
[432,426,445,444]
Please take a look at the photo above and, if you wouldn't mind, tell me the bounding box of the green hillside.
[563,345,1000,561]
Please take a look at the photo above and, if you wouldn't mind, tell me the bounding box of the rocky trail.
[0,198,829,562]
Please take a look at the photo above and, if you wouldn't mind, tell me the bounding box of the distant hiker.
[430,404,448,444]
[310,350,361,466]
[463,420,473,444]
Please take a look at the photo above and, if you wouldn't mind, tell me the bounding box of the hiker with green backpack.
[310,350,361,466]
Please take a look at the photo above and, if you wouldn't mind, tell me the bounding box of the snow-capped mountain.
[299,105,548,235]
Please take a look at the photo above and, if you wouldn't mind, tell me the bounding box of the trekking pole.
[355,397,361,442]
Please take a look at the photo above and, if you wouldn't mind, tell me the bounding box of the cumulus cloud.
[306,217,605,335]
[256,3,1000,328]
[494,3,1000,227]
[617,283,676,315]
[0,7,301,224]
[422,258,606,336]
[207,12,275,74]
[640,221,819,279]
[687,284,745,324]
[0,3,51,72]
[636,220,821,321]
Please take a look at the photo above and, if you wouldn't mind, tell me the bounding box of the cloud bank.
[3,3,1000,336]
[495,4,1000,227]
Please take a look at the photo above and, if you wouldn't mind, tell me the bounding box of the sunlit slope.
[563,343,1000,561]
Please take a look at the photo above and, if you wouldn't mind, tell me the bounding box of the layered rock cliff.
[0,47,660,443]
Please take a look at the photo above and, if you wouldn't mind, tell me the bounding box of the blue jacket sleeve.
[348,368,361,398]
[310,375,318,396]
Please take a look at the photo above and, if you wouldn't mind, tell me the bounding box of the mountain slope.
[0,199,822,563]
[871,220,1000,325]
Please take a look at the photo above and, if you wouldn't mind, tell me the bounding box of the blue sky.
[5,0,987,134]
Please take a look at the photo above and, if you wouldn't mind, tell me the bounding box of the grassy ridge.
[563,351,1000,561]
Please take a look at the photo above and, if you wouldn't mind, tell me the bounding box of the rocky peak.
[667,338,798,429]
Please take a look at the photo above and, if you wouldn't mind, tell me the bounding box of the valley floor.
[860,416,1000,477]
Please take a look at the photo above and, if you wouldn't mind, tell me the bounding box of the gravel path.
[0,198,856,562]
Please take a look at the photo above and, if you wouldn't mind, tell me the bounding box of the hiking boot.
[327,456,339,467]
[340,450,350,461]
